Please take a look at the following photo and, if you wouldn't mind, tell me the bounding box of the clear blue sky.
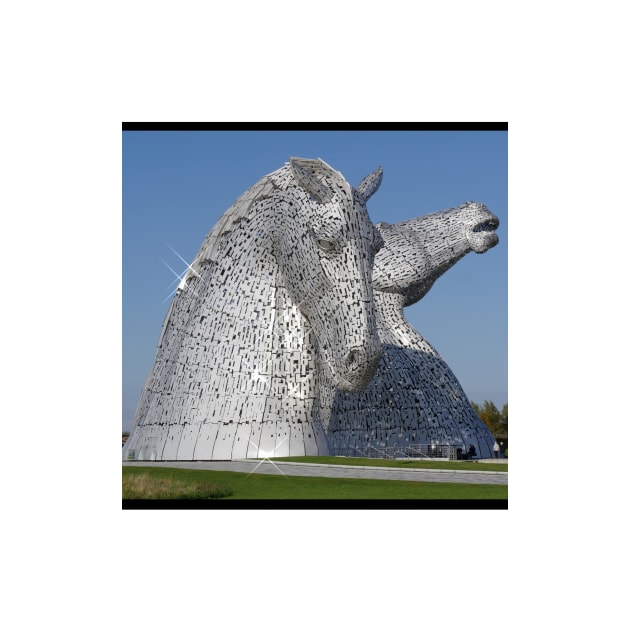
[122,129,507,432]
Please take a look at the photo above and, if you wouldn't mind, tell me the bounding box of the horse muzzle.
[467,210,499,253]
[336,343,383,392]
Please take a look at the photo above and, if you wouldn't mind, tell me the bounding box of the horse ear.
[356,166,383,202]
[289,158,334,203]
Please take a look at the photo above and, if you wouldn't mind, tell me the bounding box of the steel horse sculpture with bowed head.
[325,202,501,459]
[123,158,384,461]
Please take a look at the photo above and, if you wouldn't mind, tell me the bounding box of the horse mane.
[190,158,348,268]
[191,173,279,266]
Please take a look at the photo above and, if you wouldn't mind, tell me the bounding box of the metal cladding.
[326,202,501,459]
[123,160,501,462]
[123,158,383,461]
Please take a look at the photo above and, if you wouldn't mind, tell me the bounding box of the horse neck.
[374,291,419,344]
[195,228,320,405]
[268,284,321,409]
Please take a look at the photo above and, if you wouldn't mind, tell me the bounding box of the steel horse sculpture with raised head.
[326,202,501,458]
[123,158,383,461]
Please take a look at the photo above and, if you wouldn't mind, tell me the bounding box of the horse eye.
[317,239,335,252]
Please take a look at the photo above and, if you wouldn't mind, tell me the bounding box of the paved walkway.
[123,459,508,485]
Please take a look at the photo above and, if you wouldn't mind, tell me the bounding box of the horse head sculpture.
[373,201,499,306]
[124,158,384,460]
[271,158,384,392]
[327,201,501,457]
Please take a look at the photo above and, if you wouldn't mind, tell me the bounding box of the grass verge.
[123,466,507,500]
[122,472,233,499]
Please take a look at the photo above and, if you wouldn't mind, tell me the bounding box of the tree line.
[471,400,508,439]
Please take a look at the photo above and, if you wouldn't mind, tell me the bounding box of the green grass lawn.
[269,455,508,473]
[122,466,507,501]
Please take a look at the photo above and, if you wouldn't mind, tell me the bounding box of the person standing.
[493,441,500,459]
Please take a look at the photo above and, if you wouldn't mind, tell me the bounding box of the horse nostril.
[337,345,382,392]
[345,350,358,368]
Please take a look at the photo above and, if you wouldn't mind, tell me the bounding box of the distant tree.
[471,400,507,438]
